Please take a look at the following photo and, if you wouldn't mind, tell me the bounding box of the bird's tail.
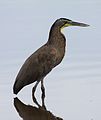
[13,79,24,94]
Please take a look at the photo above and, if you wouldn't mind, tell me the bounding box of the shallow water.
[1,52,101,120]
[0,0,101,120]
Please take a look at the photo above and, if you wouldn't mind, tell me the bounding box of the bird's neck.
[47,25,66,48]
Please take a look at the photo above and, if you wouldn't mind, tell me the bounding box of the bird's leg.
[32,81,41,108]
[41,79,46,110]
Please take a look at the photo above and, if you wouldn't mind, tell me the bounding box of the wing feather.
[13,44,55,94]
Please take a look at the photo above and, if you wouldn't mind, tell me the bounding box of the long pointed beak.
[71,21,90,27]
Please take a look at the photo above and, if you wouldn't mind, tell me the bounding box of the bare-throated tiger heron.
[13,18,89,108]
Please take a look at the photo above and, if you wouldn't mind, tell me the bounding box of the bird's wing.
[13,44,56,94]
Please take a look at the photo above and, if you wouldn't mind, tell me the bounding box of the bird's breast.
[49,47,65,67]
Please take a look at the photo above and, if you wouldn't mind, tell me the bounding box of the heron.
[13,18,89,107]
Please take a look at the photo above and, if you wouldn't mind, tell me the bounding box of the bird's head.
[54,18,89,30]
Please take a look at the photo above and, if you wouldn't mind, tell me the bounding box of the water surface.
[0,0,101,120]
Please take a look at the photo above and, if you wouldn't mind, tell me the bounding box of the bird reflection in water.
[14,97,63,120]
